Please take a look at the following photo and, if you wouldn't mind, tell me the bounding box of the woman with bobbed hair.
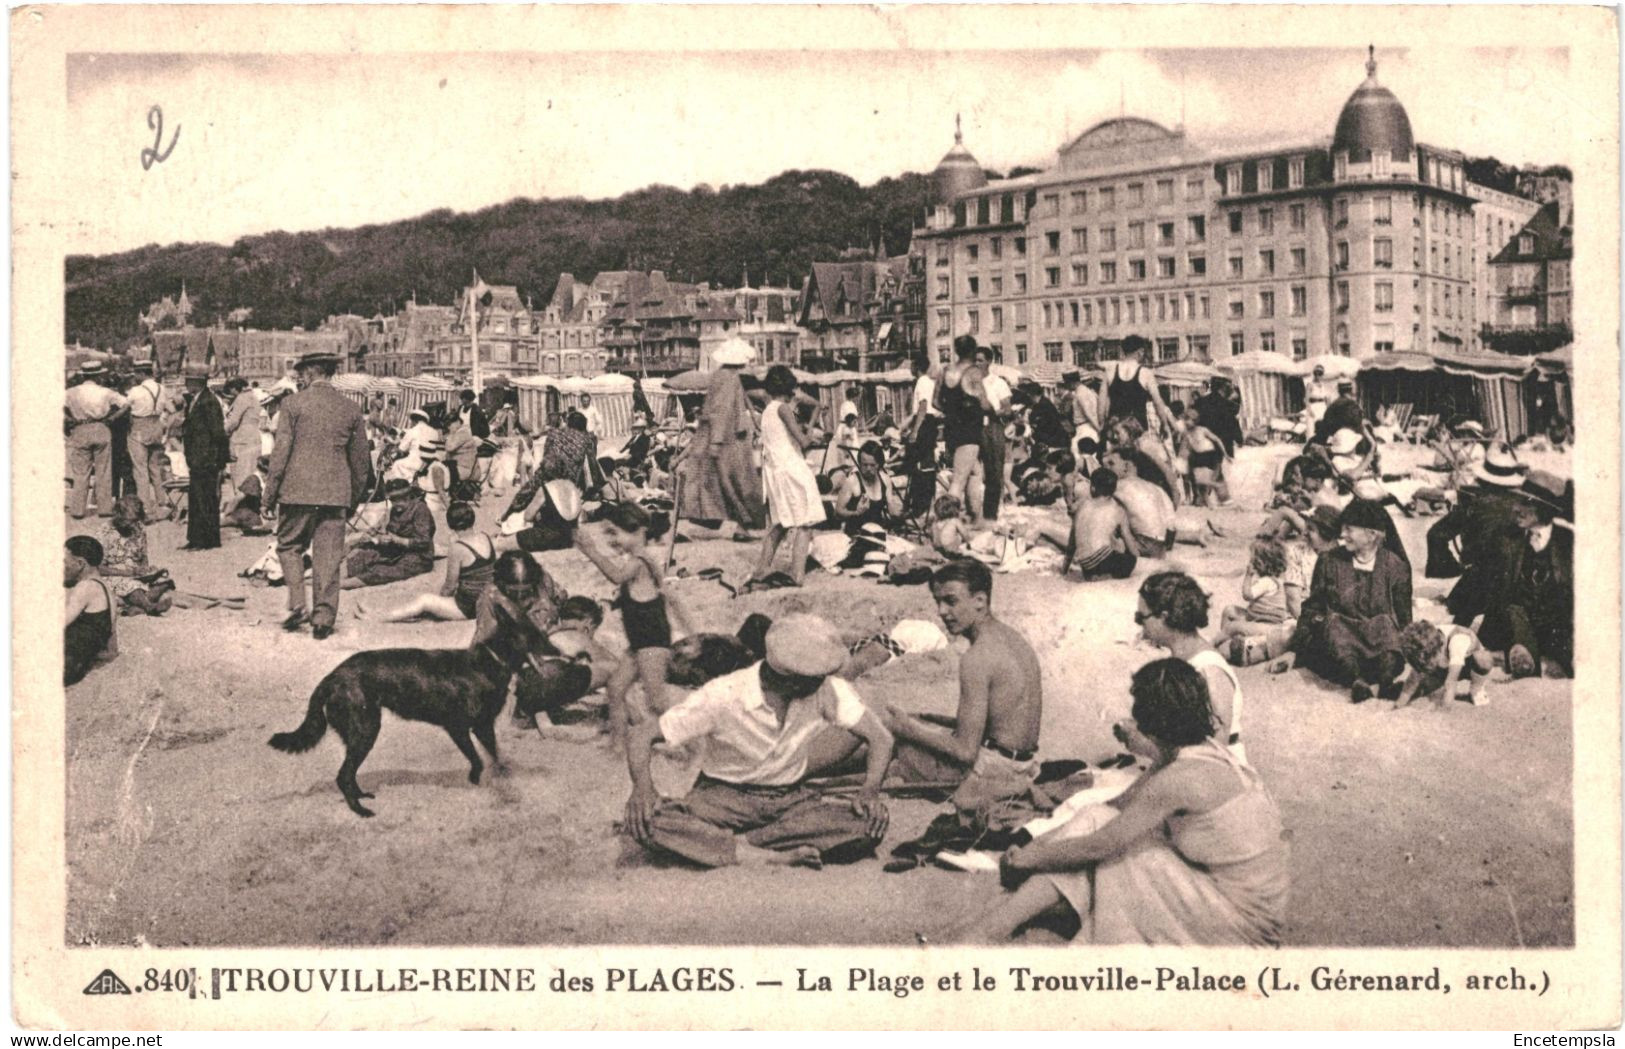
[1136,571,1245,760]
[935,658,1290,946]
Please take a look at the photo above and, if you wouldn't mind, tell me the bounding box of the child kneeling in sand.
[1395,620,1495,708]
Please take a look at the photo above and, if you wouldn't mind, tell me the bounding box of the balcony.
[1480,323,1571,356]
[1503,285,1544,303]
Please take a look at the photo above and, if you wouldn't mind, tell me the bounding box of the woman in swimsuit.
[575,501,689,750]
[936,336,990,519]
[64,535,116,686]
[362,502,496,623]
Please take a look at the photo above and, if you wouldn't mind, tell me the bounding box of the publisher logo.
[83,969,133,995]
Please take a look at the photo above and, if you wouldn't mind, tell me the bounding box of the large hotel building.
[915,51,1544,368]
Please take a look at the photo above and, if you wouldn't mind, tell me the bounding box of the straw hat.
[1471,441,1527,488]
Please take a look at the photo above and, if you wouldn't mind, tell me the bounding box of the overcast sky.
[65,46,1572,257]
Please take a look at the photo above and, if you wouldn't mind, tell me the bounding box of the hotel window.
[1228,298,1244,319]
[1289,203,1306,231]
[1230,331,1246,356]
[1225,165,1242,195]
[1015,272,1028,293]
[1186,293,1197,318]
[1130,259,1147,281]
[1258,162,1274,192]
[1045,267,1061,288]
[1259,208,1275,234]
[1444,287,1453,318]
[1072,263,1088,286]
[1100,227,1117,251]
[1046,231,1061,254]
[1334,151,1348,180]
[1014,303,1028,330]
[1443,245,1452,272]
[1199,295,1211,319]
[1158,222,1176,246]
[1336,281,1350,312]
[1288,157,1305,188]
[977,197,991,224]
[1373,149,1391,177]
[1374,238,1393,268]
[1100,261,1117,284]
[1128,222,1145,249]
[1291,331,1308,359]
[1518,233,1534,254]
[1072,301,1082,326]
[1374,196,1392,225]
[1290,285,1307,316]
[1015,343,1029,364]
[990,236,1003,258]
[1335,197,1349,227]
[1259,330,1277,354]
[1099,187,1116,211]
[934,275,949,299]
[967,243,980,263]
[1082,303,1093,326]
[1186,177,1205,201]
[1126,299,1137,323]
[1170,296,1182,320]
[1015,236,1027,256]
[991,306,1004,333]
[1045,342,1064,363]
[1337,323,1351,356]
[1071,190,1088,213]
[1157,336,1180,362]
[1228,210,1243,234]
[1227,254,1243,278]
[1157,296,1167,321]
[1336,241,1350,271]
[991,275,1003,296]
[1374,324,1395,354]
[1043,193,1061,217]
[1128,183,1144,207]
[935,309,950,335]
[1375,281,1393,313]
[1158,256,1176,279]
[1074,228,1089,251]
[1259,290,1275,318]
[1259,249,1276,275]
[967,276,979,298]
[1156,179,1174,203]
[1042,303,1053,328]
[1188,215,1207,242]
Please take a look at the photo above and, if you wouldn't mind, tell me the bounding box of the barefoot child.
[574,502,688,747]
[747,365,827,590]
[1219,537,1291,639]
[1396,620,1495,708]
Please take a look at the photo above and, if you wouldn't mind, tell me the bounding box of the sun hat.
[764,613,846,678]
[295,351,341,369]
[1471,440,1527,488]
[711,337,756,367]
[1516,470,1572,518]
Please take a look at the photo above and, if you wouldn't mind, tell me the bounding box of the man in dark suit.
[264,352,371,640]
[181,364,228,550]
[1479,472,1573,678]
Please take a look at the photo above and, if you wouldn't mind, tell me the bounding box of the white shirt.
[128,378,164,418]
[983,374,1012,415]
[913,374,941,418]
[65,382,128,423]
[658,665,867,786]
[580,404,603,435]
[838,399,859,426]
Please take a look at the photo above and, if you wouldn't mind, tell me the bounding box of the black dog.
[270,640,591,818]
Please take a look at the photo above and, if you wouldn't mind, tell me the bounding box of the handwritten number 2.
[141,105,179,170]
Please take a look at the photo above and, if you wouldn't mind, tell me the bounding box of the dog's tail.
[269,683,329,754]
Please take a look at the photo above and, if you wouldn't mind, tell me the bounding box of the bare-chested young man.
[1103,448,1215,557]
[879,559,1045,821]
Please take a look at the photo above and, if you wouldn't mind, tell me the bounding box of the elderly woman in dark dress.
[1269,499,1412,703]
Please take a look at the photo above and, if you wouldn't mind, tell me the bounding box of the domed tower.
[1331,47,1414,178]
[931,114,988,205]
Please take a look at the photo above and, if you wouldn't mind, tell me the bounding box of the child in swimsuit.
[574,501,688,749]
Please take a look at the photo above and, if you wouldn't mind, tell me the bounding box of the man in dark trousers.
[180,364,228,550]
[263,352,371,640]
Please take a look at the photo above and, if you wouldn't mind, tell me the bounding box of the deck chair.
[1405,412,1438,444]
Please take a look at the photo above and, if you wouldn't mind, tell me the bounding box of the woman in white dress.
[746,365,826,590]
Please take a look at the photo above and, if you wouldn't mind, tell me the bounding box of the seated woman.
[342,479,437,590]
[832,440,903,536]
[64,535,117,686]
[1269,499,1412,703]
[359,501,494,622]
[221,455,271,534]
[1478,474,1572,678]
[1135,572,1244,760]
[96,495,172,616]
[935,658,1289,945]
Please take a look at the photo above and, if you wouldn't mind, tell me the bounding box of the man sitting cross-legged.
[622,614,894,869]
